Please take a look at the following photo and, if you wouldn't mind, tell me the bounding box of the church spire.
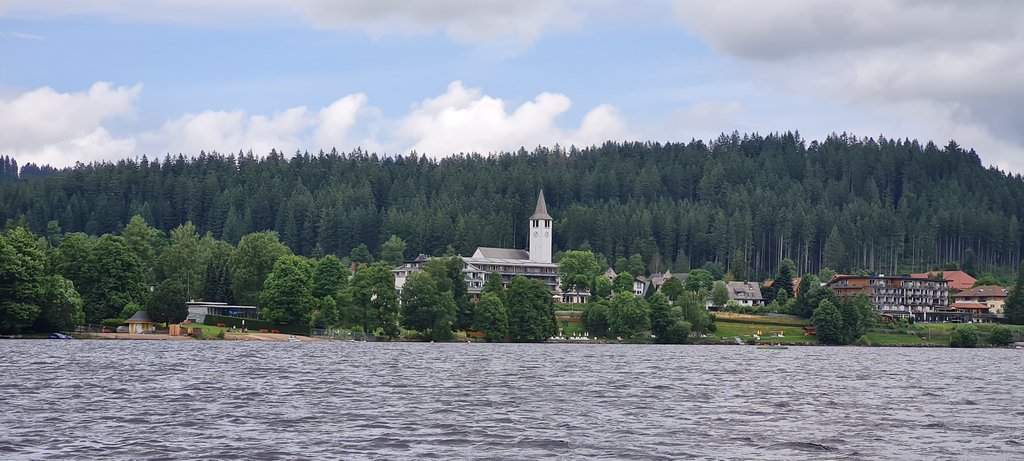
[530,189,552,220]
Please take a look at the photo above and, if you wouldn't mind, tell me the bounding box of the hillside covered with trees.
[2,132,1023,280]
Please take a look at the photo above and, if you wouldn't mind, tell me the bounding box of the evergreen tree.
[1004,261,1024,324]
[823,226,845,272]
[792,275,819,318]
[379,235,407,267]
[349,244,373,265]
[773,258,797,299]
[201,244,233,303]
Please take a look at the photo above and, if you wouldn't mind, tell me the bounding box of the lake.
[0,340,1021,460]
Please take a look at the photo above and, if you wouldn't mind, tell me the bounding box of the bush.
[989,325,1014,346]
[949,324,979,348]
[101,318,125,328]
[202,314,308,335]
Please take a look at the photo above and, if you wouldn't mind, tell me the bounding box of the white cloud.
[314,93,369,151]
[673,0,1024,171]
[1,81,626,166]
[0,82,140,166]
[395,81,629,157]
[140,94,370,155]
[0,0,590,43]
[6,31,45,40]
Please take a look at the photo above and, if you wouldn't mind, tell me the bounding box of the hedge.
[201,314,309,335]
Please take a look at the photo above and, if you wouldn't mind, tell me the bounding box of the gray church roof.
[473,247,531,260]
[530,189,552,220]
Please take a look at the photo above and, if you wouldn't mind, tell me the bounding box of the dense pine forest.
[2,132,1023,280]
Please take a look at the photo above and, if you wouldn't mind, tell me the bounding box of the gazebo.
[126,310,156,334]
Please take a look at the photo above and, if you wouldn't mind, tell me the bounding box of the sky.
[0,0,1022,173]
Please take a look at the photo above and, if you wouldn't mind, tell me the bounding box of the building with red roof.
[910,270,976,291]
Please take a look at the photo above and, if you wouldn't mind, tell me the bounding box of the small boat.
[49,332,71,340]
[287,335,302,342]
[756,345,788,350]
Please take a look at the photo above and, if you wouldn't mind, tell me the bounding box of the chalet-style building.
[725,281,764,307]
[394,191,562,300]
[826,275,949,321]
[951,285,1008,318]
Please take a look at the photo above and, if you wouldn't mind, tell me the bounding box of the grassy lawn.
[714,320,817,344]
[864,332,948,346]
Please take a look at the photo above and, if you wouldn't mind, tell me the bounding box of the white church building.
[393,190,561,299]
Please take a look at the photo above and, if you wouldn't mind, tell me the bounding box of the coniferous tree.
[1004,261,1024,324]
[773,259,797,299]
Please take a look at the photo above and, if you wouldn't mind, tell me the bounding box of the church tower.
[529,190,552,263]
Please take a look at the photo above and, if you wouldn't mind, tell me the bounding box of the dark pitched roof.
[952,285,1008,298]
[726,281,763,301]
[530,189,552,220]
[126,310,153,323]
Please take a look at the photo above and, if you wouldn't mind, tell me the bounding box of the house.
[596,268,647,297]
[632,276,646,296]
[952,285,1008,317]
[394,190,563,301]
[125,310,157,334]
[725,281,764,307]
[911,270,976,292]
[826,274,949,321]
[763,277,802,297]
[646,270,688,293]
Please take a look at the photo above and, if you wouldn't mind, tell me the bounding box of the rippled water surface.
[1,340,1022,460]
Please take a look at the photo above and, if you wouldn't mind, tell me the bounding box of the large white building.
[394,190,561,298]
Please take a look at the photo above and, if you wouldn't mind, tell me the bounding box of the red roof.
[950,302,990,311]
[910,271,976,291]
[952,285,1008,299]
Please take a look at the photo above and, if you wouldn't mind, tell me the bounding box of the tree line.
[3,132,1024,283]
[0,217,563,341]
